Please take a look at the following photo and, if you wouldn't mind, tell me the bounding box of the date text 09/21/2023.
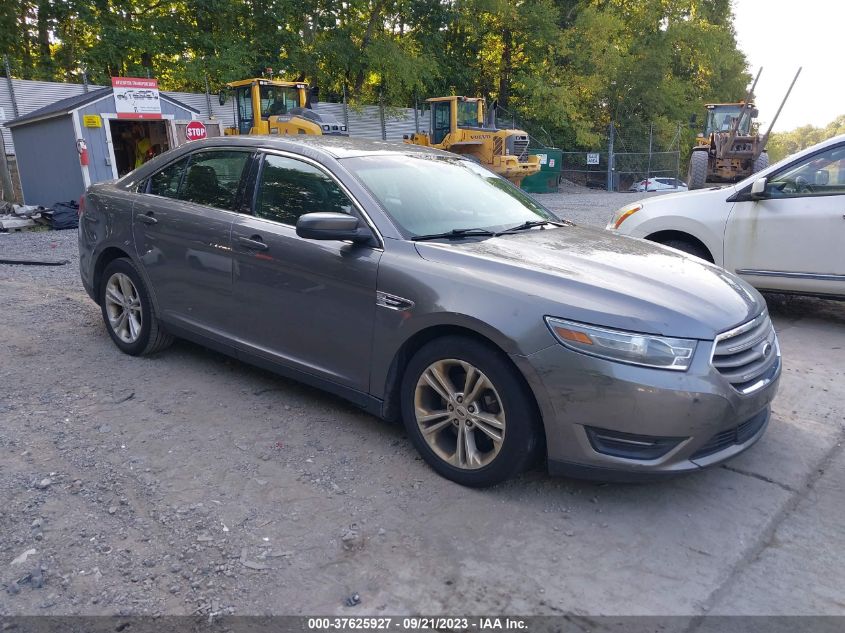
[306,617,529,630]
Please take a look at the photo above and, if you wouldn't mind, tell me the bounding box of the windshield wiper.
[494,220,568,236]
[411,228,498,241]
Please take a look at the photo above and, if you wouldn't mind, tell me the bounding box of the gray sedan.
[78,136,781,486]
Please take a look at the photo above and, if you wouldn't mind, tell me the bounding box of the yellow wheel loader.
[404,96,540,186]
[220,78,347,137]
[688,67,801,190]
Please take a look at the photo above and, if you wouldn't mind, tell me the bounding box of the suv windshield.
[342,155,558,237]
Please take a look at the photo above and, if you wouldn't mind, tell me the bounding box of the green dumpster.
[521,148,563,193]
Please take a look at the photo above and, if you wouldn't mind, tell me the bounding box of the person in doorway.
[133,124,152,169]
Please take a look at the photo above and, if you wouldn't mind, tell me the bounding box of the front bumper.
[514,340,781,481]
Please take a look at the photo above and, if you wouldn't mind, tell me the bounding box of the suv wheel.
[401,336,540,487]
[99,258,173,356]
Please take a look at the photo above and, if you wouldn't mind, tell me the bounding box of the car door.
[133,148,252,338]
[724,142,845,296]
[230,151,382,392]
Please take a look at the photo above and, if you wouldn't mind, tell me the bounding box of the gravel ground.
[532,183,664,227]
[1,191,844,619]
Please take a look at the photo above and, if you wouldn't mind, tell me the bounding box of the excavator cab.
[222,78,347,137]
[703,104,755,137]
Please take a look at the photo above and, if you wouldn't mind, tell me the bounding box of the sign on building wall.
[83,115,102,128]
[111,77,162,119]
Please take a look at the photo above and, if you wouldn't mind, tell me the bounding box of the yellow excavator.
[404,96,540,186]
[220,78,347,136]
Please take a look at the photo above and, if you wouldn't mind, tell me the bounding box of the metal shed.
[5,88,219,206]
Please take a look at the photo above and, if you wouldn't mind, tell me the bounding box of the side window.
[179,150,250,210]
[766,144,845,198]
[148,157,189,198]
[255,155,353,226]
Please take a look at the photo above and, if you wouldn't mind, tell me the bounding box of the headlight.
[608,203,642,230]
[545,317,697,371]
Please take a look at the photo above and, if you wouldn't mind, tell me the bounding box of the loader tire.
[688,150,708,190]
[753,151,769,174]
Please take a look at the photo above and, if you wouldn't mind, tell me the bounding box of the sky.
[731,0,841,132]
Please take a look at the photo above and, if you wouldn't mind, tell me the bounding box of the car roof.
[178,134,449,159]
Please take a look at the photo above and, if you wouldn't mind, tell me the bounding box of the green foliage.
[1,0,749,150]
[767,115,845,162]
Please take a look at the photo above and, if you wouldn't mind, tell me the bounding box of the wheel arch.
[380,324,545,443]
[93,246,133,299]
[645,230,715,263]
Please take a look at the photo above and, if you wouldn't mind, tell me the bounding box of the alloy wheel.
[413,359,506,470]
[104,272,143,344]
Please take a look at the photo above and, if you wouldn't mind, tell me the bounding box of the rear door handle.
[137,213,157,225]
[237,235,269,251]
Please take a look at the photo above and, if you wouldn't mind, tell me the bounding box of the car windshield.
[342,154,558,237]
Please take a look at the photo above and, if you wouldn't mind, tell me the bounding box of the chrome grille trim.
[711,312,780,395]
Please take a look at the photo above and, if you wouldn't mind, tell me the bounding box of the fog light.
[585,426,685,460]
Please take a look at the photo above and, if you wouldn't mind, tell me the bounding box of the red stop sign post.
[185,120,207,141]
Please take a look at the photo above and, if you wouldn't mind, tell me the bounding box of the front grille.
[691,409,769,460]
[512,136,529,161]
[712,312,779,394]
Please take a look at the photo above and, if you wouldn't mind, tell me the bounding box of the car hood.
[631,184,736,211]
[414,225,764,340]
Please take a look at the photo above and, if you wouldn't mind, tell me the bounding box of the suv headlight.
[608,203,642,230]
[545,317,697,371]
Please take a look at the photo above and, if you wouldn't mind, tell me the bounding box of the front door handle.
[137,213,158,225]
[237,235,269,251]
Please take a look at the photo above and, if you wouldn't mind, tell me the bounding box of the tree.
[0,0,752,152]
[767,115,845,162]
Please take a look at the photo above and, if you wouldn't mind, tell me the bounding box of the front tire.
[99,258,173,356]
[753,151,769,174]
[687,150,709,190]
[400,336,540,487]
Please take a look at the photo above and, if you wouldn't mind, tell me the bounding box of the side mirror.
[750,177,768,200]
[218,89,227,106]
[689,113,698,126]
[296,212,372,243]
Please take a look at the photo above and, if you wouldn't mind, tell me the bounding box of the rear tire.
[99,258,173,356]
[400,336,540,487]
[656,238,712,262]
[688,150,709,190]
[753,151,769,174]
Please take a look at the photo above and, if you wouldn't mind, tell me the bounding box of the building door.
[107,119,172,177]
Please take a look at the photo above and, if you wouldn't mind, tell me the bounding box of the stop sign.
[185,120,207,141]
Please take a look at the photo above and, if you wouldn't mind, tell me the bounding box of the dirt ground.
[1,190,844,619]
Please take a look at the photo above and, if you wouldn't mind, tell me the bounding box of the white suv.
[608,134,845,299]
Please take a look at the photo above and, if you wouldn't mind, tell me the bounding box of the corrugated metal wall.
[1,78,425,154]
